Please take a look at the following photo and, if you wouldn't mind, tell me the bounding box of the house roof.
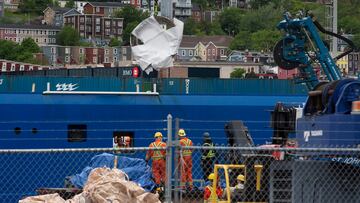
[0,24,61,30]
[180,35,233,48]
[43,6,73,14]
[86,2,125,7]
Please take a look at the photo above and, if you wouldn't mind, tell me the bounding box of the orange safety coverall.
[179,137,193,188]
[146,140,166,185]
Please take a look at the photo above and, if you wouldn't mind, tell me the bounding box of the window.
[221,49,224,55]
[93,57,97,63]
[96,18,100,24]
[113,131,134,149]
[52,38,56,43]
[44,38,47,43]
[212,49,215,56]
[14,127,21,135]
[96,26,100,32]
[105,21,110,27]
[189,50,193,56]
[105,49,109,55]
[67,124,87,142]
[117,21,122,27]
[93,49,97,54]
[65,56,70,62]
[80,25,84,30]
[2,63,6,71]
[65,48,70,54]
[36,38,38,43]
[105,29,110,35]
[11,64,15,71]
[208,49,211,56]
[29,66,33,70]
[114,56,118,61]
[79,48,83,54]
[182,50,186,56]
[20,65,24,71]
[80,17,85,23]
[96,7,100,12]
[105,57,109,63]
[117,29,122,34]
[194,50,198,56]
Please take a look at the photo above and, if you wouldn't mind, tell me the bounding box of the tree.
[18,0,54,14]
[0,39,41,64]
[20,38,40,53]
[122,21,140,45]
[184,17,200,35]
[109,38,121,47]
[230,68,246,78]
[249,0,273,9]
[0,40,18,61]
[114,6,149,45]
[56,26,80,46]
[219,7,244,36]
[65,0,75,8]
[250,29,281,52]
[229,31,251,50]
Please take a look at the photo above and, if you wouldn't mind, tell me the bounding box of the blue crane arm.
[275,13,342,90]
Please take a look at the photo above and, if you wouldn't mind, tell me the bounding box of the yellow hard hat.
[154,132,163,138]
[237,174,245,182]
[208,173,215,180]
[178,129,186,137]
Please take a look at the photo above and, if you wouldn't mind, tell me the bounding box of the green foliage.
[184,18,200,35]
[219,7,244,36]
[0,10,38,24]
[18,0,55,14]
[122,21,140,46]
[0,39,41,64]
[56,26,80,46]
[229,31,251,50]
[65,0,75,8]
[109,38,121,47]
[230,68,246,78]
[20,38,40,53]
[79,41,93,47]
[114,6,149,45]
[251,29,281,52]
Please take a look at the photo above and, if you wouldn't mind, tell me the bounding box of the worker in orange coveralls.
[145,132,167,187]
[178,128,193,190]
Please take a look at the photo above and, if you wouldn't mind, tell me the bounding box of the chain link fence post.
[174,118,180,203]
[165,114,172,203]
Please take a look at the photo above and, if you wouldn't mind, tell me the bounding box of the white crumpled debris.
[131,16,184,73]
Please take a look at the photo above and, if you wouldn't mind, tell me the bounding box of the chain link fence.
[2,146,360,203]
[1,115,360,203]
[172,146,360,203]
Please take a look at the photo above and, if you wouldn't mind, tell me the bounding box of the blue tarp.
[70,153,156,191]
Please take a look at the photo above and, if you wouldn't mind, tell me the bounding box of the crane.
[271,11,360,147]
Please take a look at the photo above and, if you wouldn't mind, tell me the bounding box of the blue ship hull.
[0,93,306,148]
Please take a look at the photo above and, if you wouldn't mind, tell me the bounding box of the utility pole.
[324,0,338,54]
[0,0,4,17]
